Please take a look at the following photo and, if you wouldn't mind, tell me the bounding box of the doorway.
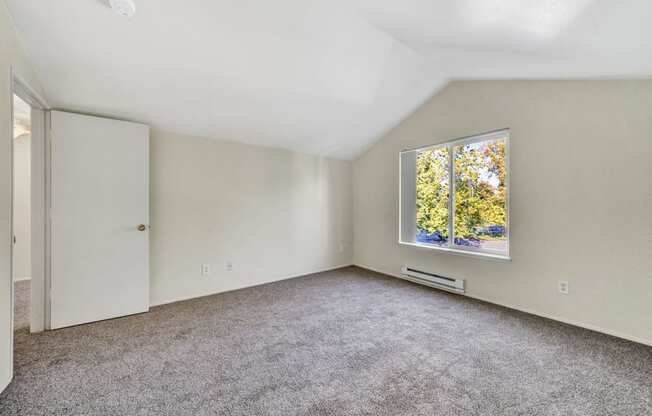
[12,93,31,331]
[3,71,48,392]
[10,74,48,338]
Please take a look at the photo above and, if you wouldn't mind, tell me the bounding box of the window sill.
[398,241,511,262]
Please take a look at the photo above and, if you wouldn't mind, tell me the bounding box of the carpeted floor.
[1,267,651,415]
[13,280,30,331]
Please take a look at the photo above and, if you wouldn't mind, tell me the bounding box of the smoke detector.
[109,0,136,17]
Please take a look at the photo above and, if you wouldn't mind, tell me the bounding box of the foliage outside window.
[402,130,509,257]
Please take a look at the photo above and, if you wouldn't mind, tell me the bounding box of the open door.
[50,111,149,329]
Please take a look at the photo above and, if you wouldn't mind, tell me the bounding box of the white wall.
[12,133,29,280]
[149,130,353,306]
[354,80,652,345]
[0,1,46,392]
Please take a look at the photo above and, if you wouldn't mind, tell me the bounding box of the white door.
[50,111,149,329]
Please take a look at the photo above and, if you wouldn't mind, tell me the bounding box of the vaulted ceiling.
[6,0,652,159]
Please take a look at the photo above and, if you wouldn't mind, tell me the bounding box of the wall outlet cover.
[558,280,569,295]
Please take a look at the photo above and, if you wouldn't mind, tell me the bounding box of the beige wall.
[12,133,29,280]
[149,130,353,306]
[0,2,45,391]
[353,80,652,345]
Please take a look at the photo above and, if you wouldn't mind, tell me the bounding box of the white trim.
[7,67,15,389]
[44,110,52,330]
[464,293,652,347]
[13,276,30,282]
[447,142,454,248]
[399,128,510,258]
[29,107,46,333]
[399,241,511,262]
[354,263,652,347]
[397,151,402,244]
[11,73,48,111]
[150,263,354,307]
[10,71,50,334]
[400,128,510,154]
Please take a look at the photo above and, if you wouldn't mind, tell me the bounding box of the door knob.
[137,224,147,231]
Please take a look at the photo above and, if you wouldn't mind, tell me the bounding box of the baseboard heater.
[400,265,465,294]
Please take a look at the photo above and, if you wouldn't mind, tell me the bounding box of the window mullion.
[448,144,455,248]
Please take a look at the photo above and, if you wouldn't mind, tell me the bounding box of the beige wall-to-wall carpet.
[1,267,651,415]
[354,80,652,345]
[12,280,28,330]
[149,130,353,306]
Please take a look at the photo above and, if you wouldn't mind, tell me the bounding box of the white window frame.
[399,129,510,261]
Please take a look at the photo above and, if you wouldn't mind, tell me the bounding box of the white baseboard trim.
[354,263,652,347]
[13,276,31,282]
[150,263,353,307]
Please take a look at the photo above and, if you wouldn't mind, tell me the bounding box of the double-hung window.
[399,129,510,259]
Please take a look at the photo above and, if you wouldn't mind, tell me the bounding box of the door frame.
[9,67,50,342]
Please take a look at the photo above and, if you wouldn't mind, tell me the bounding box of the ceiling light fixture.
[109,0,136,18]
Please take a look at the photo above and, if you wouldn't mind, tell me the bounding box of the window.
[400,130,509,259]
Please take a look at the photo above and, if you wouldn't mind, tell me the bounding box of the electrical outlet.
[201,264,210,276]
[226,261,233,272]
[338,242,344,253]
[558,280,569,295]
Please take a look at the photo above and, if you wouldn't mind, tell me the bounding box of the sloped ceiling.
[5,0,652,159]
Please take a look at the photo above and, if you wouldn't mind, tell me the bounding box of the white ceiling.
[6,0,652,159]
